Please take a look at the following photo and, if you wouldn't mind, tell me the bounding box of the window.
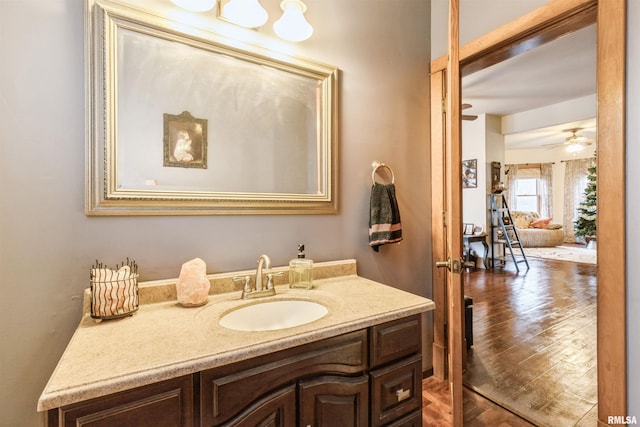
[514,165,541,212]
[515,178,539,212]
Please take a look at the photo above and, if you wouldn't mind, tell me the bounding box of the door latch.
[436,258,461,273]
[436,258,473,274]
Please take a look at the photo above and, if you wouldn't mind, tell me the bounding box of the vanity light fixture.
[171,0,313,42]
[219,0,268,28]
[273,0,313,42]
[170,0,217,12]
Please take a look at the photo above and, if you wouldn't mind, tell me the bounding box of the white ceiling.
[461,24,597,150]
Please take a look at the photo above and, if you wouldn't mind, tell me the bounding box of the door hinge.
[442,211,447,228]
[441,98,446,113]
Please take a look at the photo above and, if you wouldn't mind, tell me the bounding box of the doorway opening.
[460,21,598,425]
[429,0,627,425]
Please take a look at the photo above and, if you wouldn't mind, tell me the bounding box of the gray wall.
[430,0,548,58]
[0,1,431,425]
[4,1,638,425]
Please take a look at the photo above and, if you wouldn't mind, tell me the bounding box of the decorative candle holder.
[90,259,139,321]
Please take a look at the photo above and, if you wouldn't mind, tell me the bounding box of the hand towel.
[369,182,402,251]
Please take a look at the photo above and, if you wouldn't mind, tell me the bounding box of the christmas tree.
[574,162,597,238]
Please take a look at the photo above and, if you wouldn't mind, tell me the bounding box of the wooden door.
[596,0,627,421]
[430,0,465,425]
[430,1,627,424]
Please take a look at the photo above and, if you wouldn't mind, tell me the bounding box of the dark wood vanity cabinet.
[369,316,423,427]
[200,329,369,426]
[201,315,423,427]
[46,315,422,427]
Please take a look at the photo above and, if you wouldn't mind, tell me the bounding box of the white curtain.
[563,158,594,242]
[505,163,552,216]
[504,164,518,210]
[539,163,553,218]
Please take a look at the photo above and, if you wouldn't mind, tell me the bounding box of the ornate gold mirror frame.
[85,0,338,215]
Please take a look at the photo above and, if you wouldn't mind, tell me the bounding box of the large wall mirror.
[85,0,338,215]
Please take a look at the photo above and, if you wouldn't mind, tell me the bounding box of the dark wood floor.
[463,257,597,426]
[421,256,597,426]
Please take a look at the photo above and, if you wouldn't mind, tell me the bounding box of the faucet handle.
[233,275,252,298]
[265,271,284,290]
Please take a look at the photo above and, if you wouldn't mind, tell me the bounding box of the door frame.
[430,0,627,424]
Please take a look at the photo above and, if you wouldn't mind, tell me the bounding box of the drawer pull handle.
[396,388,411,402]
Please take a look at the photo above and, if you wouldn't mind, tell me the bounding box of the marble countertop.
[37,260,434,411]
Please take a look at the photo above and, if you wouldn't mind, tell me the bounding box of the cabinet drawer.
[370,315,421,368]
[200,329,367,425]
[370,354,422,427]
[383,410,421,427]
[49,375,193,427]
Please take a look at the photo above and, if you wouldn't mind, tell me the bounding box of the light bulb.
[222,0,268,28]
[170,0,217,12]
[566,143,584,153]
[273,0,313,42]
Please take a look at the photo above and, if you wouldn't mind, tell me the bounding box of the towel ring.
[371,161,395,184]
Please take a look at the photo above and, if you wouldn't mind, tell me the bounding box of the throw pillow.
[546,223,563,230]
[512,211,537,228]
[530,218,552,229]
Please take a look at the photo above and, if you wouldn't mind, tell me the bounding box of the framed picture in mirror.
[163,111,208,169]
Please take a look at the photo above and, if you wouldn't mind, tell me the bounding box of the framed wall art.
[464,223,474,235]
[163,111,208,169]
[462,159,477,188]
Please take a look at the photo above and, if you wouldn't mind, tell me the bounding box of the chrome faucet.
[233,254,282,299]
[255,254,271,292]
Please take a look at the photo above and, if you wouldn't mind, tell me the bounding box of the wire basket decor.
[90,258,139,320]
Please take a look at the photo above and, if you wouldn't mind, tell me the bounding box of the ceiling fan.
[543,128,594,152]
[462,103,478,121]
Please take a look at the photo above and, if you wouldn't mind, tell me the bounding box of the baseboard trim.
[422,367,434,379]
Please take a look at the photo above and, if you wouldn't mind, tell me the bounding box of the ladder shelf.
[489,193,530,273]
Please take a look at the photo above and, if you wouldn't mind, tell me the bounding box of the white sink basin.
[219,300,328,332]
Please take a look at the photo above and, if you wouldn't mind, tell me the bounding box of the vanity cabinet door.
[298,375,369,427]
[200,330,367,426]
[49,375,193,427]
[215,385,296,427]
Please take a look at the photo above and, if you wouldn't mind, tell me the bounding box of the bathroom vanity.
[39,260,434,426]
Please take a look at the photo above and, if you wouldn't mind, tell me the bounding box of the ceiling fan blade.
[462,103,473,110]
[462,114,478,121]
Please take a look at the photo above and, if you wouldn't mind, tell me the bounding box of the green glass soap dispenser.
[289,244,313,289]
